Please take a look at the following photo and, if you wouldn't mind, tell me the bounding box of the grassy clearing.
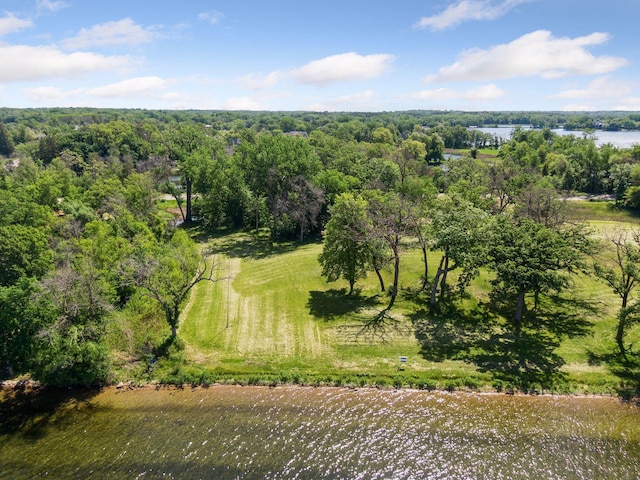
[168,210,640,395]
[565,199,640,224]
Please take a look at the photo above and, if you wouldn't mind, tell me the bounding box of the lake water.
[474,126,640,148]
[1,386,639,479]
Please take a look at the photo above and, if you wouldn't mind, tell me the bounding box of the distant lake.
[473,126,640,149]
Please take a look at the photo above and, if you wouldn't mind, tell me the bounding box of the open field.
[166,206,640,394]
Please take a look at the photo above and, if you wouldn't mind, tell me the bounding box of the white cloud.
[0,45,134,81]
[615,98,640,111]
[425,30,627,83]
[221,96,265,110]
[23,85,82,103]
[61,18,157,49]
[551,76,635,99]
[242,53,395,90]
[415,0,530,31]
[411,84,505,101]
[87,76,175,97]
[0,14,33,36]
[291,52,395,86]
[37,0,70,14]
[463,84,505,100]
[238,71,284,90]
[559,103,597,112]
[410,88,459,100]
[305,90,383,111]
[198,10,225,25]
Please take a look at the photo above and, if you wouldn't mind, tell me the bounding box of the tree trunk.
[430,255,446,305]
[386,242,400,311]
[168,305,180,339]
[617,309,628,359]
[439,255,449,298]
[514,290,525,324]
[185,176,193,223]
[416,230,429,293]
[374,266,385,292]
[255,201,260,231]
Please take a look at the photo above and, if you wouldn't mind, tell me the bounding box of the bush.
[31,335,111,387]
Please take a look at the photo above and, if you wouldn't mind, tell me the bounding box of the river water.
[1,386,638,479]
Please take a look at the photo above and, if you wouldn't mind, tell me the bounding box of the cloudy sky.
[0,0,639,111]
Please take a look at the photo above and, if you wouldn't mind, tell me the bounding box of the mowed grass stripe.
[182,240,330,360]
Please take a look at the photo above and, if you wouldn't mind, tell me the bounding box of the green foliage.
[0,278,51,374]
[0,122,14,156]
[430,195,489,300]
[487,216,588,322]
[126,229,210,339]
[1,107,640,393]
[319,193,370,294]
[0,225,53,286]
[30,328,111,387]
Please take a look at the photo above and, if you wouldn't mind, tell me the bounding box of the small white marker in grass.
[399,356,407,370]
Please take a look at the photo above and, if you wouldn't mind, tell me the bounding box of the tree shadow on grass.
[213,233,306,260]
[411,296,596,391]
[307,289,379,321]
[0,385,101,440]
[409,300,496,362]
[471,329,567,391]
[355,308,415,342]
[587,350,640,402]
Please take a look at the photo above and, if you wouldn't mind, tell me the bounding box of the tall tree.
[429,195,488,305]
[31,254,114,387]
[318,193,370,295]
[125,230,215,339]
[594,229,640,358]
[487,216,588,332]
[236,134,321,239]
[286,175,325,242]
[366,191,411,311]
[0,122,14,156]
[0,225,53,287]
[165,123,211,223]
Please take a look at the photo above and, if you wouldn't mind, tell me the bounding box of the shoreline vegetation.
[2,380,633,404]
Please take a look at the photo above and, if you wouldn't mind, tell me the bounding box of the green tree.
[0,278,50,376]
[318,193,370,295]
[126,230,215,339]
[594,229,640,358]
[38,134,59,165]
[30,254,114,387]
[487,216,588,330]
[0,122,14,156]
[0,225,53,287]
[165,123,211,223]
[236,134,321,239]
[429,195,488,304]
[366,190,411,311]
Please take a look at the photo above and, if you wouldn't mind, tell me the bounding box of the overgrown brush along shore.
[111,210,640,396]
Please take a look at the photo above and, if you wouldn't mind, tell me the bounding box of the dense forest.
[1,108,640,390]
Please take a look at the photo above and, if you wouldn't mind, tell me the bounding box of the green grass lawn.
[179,234,450,380]
[565,199,640,224]
[169,209,639,395]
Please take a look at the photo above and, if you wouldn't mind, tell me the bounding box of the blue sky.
[0,0,639,111]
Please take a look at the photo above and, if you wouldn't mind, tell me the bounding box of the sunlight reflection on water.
[1,386,638,479]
